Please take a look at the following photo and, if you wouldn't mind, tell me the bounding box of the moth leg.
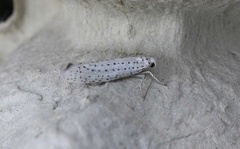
[133,74,146,90]
[143,79,153,100]
[141,71,167,86]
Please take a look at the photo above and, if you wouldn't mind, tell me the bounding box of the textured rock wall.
[0,0,240,149]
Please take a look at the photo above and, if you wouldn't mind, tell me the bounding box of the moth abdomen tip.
[65,63,74,70]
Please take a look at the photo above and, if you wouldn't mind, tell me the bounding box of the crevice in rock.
[0,0,14,22]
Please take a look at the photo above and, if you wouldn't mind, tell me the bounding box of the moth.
[63,56,166,86]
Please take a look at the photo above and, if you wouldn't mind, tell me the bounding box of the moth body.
[64,56,156,85]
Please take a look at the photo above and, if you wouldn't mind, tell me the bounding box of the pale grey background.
[0,0,240,149]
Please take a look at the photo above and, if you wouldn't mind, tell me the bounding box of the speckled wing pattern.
[63,56,155,85]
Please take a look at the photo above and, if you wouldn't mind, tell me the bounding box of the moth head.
[149,57,156,68]
[141,56,156,69]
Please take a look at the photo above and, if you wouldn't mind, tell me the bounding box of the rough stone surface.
[0,0,240,149]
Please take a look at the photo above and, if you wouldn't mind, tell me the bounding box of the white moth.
[63,56,166,86]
